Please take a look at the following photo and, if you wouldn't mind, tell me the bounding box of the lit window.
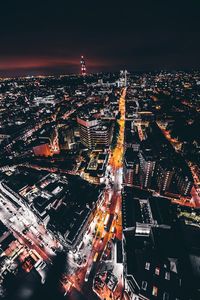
[155,267,160,276]
[165,272,170,280]
[152,286,158,297]
[145,262,150,270]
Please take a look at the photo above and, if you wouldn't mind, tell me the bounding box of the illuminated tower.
[80,56,86,76]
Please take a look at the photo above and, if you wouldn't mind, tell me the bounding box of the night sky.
[0,0,200,77]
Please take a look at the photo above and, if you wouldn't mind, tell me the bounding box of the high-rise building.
[175,172,194,196]
[124,122,140,151]
[172,155,194,196]
[146,122,195,196]
[122,187,184,300]
[157,159,174,193]
[117,70,128,87]
[77,114,109,149]
[80,56,86,76]
[123,148,140,186]
[139,141,157,189]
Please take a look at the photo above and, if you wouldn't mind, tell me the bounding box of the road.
[61,88,127,299]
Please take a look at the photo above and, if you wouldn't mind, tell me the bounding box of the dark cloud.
[0,0,200,77]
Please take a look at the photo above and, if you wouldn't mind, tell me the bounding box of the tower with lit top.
[80,56,86,76]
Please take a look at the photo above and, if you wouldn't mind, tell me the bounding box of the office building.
[77,114,109,149]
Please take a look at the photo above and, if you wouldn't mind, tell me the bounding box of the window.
[155,267,160,276]
[165,272,170,280]
[142,281,148,291]
[152,286,158,297]
[145,262,150,270]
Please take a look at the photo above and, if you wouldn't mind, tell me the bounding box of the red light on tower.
[80,56,86,76]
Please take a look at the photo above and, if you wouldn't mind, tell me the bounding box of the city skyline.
[0,0,200,77]
[0,69,200,300]
[0,1,200,300]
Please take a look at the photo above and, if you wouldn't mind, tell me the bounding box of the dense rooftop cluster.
[0,71,199,299]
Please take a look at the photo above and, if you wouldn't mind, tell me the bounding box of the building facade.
[77,115,109,149]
